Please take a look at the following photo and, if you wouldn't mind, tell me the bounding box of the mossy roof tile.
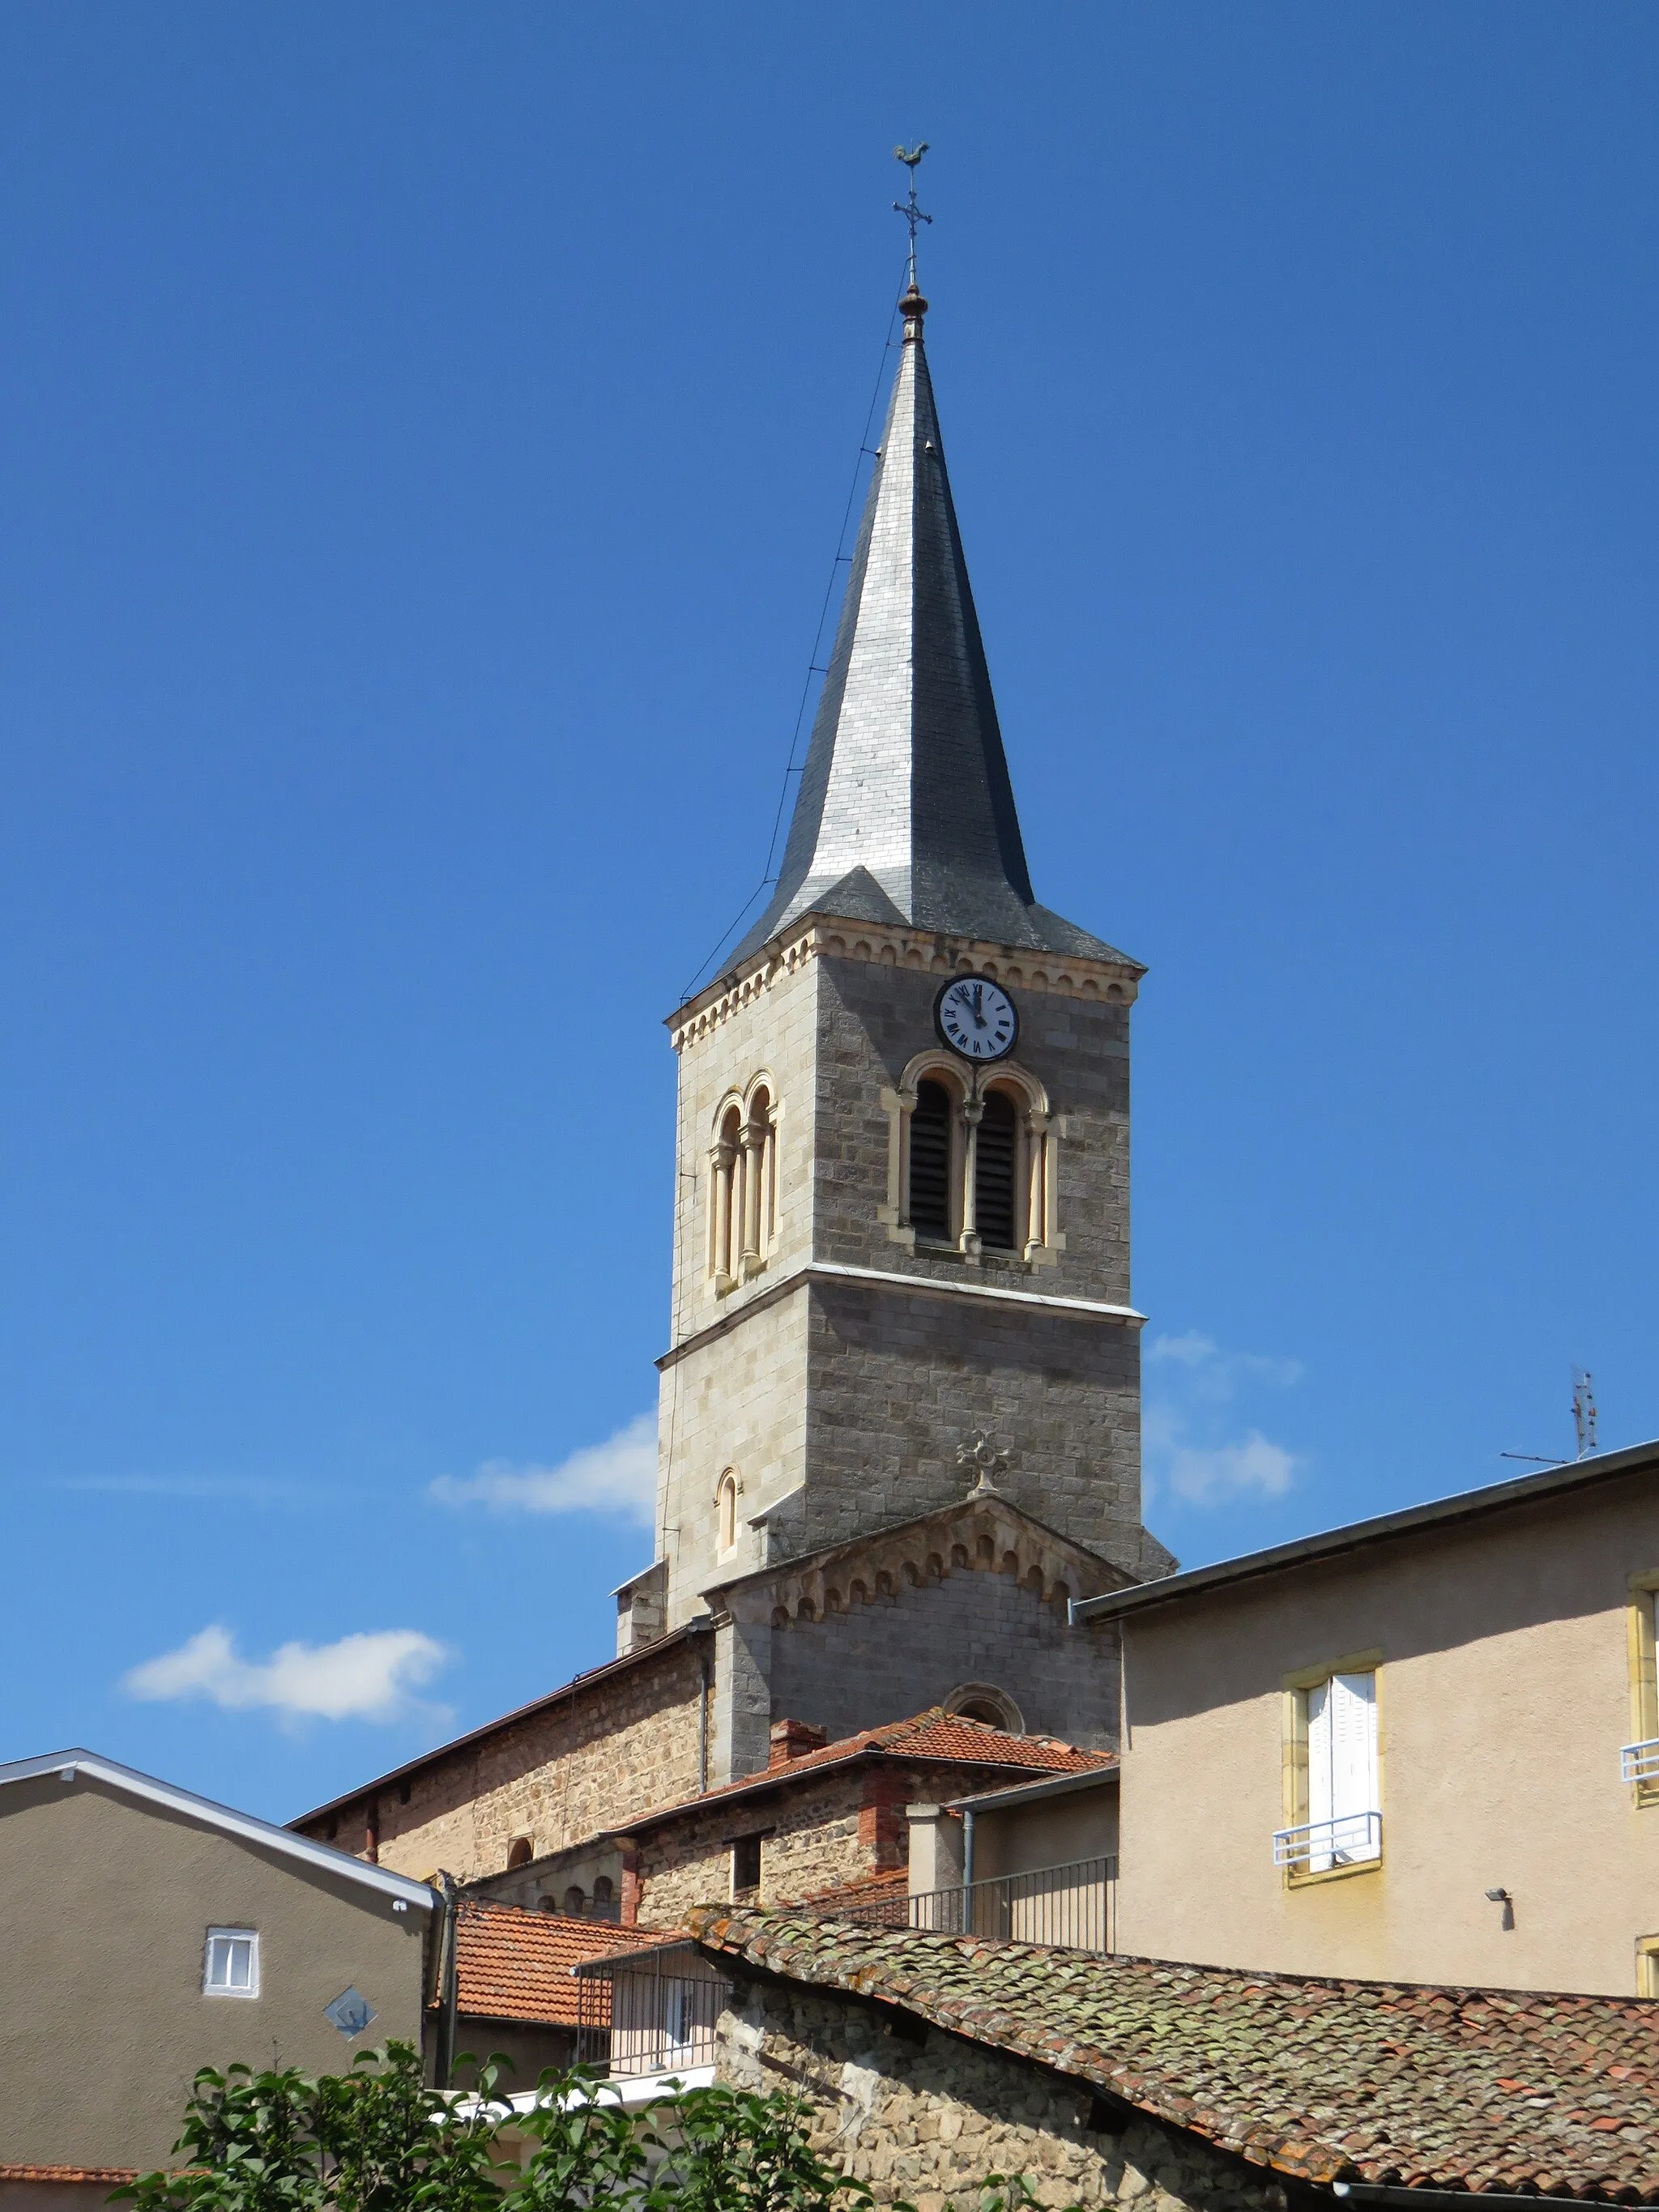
[689,1907,1659,2201]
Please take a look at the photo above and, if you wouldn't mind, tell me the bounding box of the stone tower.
[631,281,1171,1688]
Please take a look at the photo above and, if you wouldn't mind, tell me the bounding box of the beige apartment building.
[0,1750,433,2180]
[1073,1440,1659,1995]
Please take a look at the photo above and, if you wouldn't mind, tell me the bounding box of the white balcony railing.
[1273,1809,1382,1871]
[1621,1738,1659,1784]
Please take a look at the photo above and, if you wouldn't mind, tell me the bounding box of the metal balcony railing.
[1621,1738,1659,1784]
[574,1955,728,2079]
[1273,1809,1382,1871]
[821,1855,1116,1954]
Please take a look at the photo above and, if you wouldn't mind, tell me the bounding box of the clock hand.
[970,983,986,1027]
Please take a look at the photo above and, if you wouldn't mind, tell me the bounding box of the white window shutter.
[1329,1672,1379,1861]
[1307,1679,1333,1870]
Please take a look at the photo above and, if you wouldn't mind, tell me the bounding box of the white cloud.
[1145,1331,1221,1369]
[1144,1332,1304,1511]
[1162,1430,1299,1505]
[429,1413,657,1528]
[1145,1332,1302,1404]
[123,1625,448,1723]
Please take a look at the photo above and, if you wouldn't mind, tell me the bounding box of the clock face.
[935,975,1019,1062]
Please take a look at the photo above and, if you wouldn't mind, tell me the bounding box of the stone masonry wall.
[717,1975,1287,2212]
[801,1277,1144,1574]
[637,1759,979,1929]
[658,936,1154,1626]
[767,1559,1120,1750]
[658,1284,810,1629]
[813,954,1133,1311]
[295,1636,708,1886]
[660,955,821,1626]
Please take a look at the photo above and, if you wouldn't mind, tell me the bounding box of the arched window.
[945,1681,1025,1734]
[716,1470,740,1556]
[909,1079,954,1243]
[709,1083,778,1290]
[975,1089,1019,1251]
[885,1055,1056,1264]
[591,1874,618,1920]
[564,1885,586,1916]
[506,1836,533,1870]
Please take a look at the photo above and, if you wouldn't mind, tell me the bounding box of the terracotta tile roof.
[690,1908,1659,2201]
[0,2168,139,2184]
[447,1901,661,2026]
[792,1867,912,1912]
[616,1709,1111,1833]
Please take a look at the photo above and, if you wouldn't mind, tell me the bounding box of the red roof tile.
[692,1909,1659,2201]
[617,1708,1111,1831]
[447,1902,661,2026]
[0,2169,139,2184]
[792,1867,912,1912]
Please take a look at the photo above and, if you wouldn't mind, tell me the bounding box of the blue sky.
[4,5,1658,1824]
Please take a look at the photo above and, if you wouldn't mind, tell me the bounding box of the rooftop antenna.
[1501,1366,1598,1469]
[893,143,932,289]
[1573,1366,1597,1460]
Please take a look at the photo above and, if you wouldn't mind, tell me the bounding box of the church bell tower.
[627,267,1171,1752]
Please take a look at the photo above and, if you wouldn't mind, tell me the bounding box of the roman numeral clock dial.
[934,975,1019,1063]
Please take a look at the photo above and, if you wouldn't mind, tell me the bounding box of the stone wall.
[660,950,820,1628]
[717,1975,1286,2212]
[658,1282,811,1630]
[295,1634,709,1886]
[636,1764,883,1927]
[812,955,1133,1311]
[767,1552,1120,1751]
[657,928,1159,1630]
[636,1759,986,1929]
[801,1276,1144,1575]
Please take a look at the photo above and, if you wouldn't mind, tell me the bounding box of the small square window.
[204,1928,260,1998]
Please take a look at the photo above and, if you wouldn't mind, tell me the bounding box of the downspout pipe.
[699,1643,711,1795]
[432,1870,460,2091]
[961,1806,975,1933]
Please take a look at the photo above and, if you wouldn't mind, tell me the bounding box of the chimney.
[769,1717,829,1769]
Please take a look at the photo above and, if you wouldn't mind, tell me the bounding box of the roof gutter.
[946,1765,1119,1816]
[1333,2187,1627,2210]
[1071,1438,1659,1626]
[2,1750,433,1910]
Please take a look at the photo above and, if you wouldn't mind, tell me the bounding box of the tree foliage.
[117,2047,1056,2212]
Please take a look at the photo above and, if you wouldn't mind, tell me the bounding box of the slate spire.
[729,284,1128,970]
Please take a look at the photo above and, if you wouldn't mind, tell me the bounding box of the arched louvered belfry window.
[888,1052,1055,1264]
[909,1079,953,1243]
[974,1089,1020,1252]
[709,1084,778,1291]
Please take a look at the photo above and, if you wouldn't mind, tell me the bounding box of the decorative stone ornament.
[957,1430,1010,1484]
[935,974,1018,1062]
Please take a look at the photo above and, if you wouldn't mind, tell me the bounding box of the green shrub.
[117,2048,1063,2212]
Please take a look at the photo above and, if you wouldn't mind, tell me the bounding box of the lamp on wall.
[1485,1886,1516,1930]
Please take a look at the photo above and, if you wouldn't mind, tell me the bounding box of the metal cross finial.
[893,143,932,287]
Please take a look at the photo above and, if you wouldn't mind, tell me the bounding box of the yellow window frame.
[1280,1647,1384,1889]
[1626,1572,1659,1808]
